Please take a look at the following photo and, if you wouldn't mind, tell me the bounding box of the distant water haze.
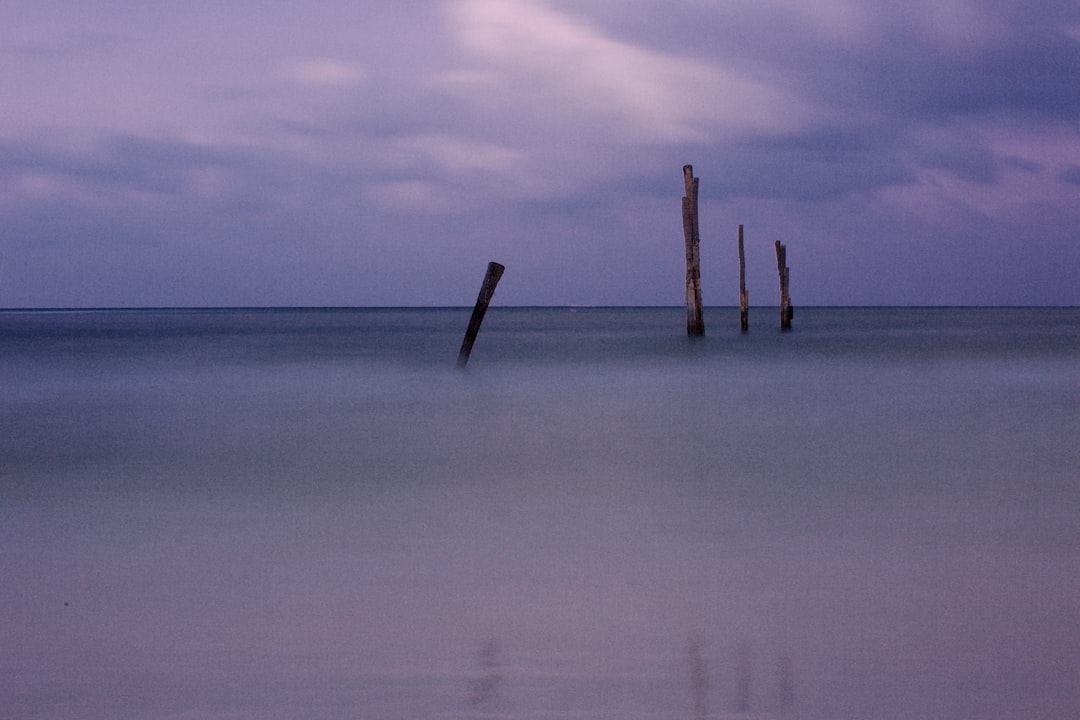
[2,307,1078,719]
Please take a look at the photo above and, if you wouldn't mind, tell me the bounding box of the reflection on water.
[2,308,1079,719]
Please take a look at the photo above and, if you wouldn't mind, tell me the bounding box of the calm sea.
[2,307,1078,720]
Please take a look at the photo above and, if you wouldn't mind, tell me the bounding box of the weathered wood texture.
[738,224,748,333]
[457,261,505,367]
[774,241,792,330]
[682,165,705,336]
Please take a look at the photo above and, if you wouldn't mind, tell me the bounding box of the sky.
[2,0,1079,307]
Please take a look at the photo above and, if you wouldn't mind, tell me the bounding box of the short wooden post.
[457,261,505,367]
[775,241,792,330]
[738,224,748,333]
[682,165,705,336]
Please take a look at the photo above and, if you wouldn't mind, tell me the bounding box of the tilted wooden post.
[738,224,748,333]
[774,241,792,330]
[682,165,705,336]
[457,261,505,367]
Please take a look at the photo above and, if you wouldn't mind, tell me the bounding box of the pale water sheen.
[2,307,1078,720]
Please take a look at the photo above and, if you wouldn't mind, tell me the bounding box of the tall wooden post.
[682,165,705,336]
[775,241,792,330]
[457,261,505,367]
[738,224,748,333]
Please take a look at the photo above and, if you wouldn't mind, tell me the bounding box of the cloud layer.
[2,0,1079,306]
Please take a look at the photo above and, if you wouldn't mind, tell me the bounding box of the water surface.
[2,307,1078,719]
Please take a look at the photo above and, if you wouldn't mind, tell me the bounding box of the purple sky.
[3,0,1079,307]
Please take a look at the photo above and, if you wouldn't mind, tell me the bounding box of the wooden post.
[738,224,748,333]
[457,261,505,367]
[682,165,704,336]
[775,241,792,330]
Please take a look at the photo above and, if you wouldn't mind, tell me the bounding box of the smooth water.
[2,307,1078,720]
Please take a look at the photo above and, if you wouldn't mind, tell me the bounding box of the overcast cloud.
[2,0,1079,306]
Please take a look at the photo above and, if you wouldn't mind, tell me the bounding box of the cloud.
[392,134,523,176]
[284,58,368,87]
[443,0,805,143]
[2,0,1079,306]
[364,179,458,213]
[0,133,266,210]
[766,0,877,41]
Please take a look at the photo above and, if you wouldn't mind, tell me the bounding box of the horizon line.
[2,304,1078,312]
